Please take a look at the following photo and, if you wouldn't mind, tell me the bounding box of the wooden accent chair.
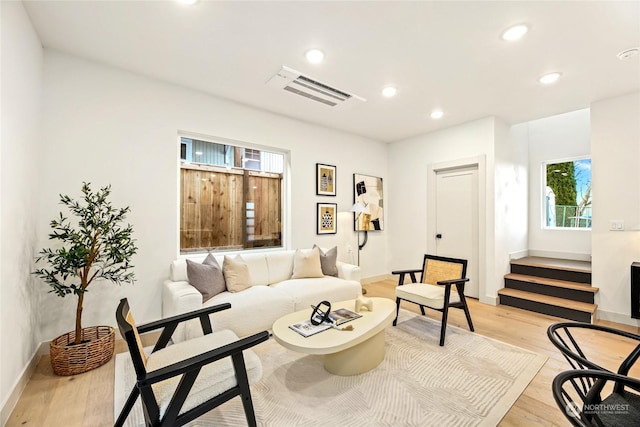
[392,254,474,346]
[547,322,640,374]
[552,369,640,427]
[115,298,269,427]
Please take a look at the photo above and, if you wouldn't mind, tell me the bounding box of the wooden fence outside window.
[180,164,282,252]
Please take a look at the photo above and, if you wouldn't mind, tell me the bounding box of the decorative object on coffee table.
[33,182,137,375]
[316,163,336,196]
[317,203,337,234]
[355,295,373,312]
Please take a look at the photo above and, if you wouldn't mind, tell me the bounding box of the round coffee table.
[271,297,395,376]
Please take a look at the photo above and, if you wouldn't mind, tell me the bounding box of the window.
[543,158,592,229]
[179,136,284,253]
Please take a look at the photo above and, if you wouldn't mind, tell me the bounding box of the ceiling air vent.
[266,66,366,107]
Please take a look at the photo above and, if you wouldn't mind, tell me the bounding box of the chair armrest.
[391,269,422,286]
[138,303,232,352]
[391,268,422,275]
[140,330,270,387]
[436,278,470,286]
[137,303,232,334]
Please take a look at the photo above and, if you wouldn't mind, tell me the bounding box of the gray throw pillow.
[186,254,226,303]
[313,245,338,277]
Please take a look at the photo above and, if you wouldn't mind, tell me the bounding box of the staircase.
[498,257,598,323]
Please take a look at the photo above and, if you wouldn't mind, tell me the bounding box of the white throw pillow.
[223,255,252,292]
[291,247,324,279]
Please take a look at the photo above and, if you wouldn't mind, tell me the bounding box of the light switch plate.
[609,220,625,231]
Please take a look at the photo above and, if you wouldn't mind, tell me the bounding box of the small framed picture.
[316,163,336,196]
[317,203,337,234]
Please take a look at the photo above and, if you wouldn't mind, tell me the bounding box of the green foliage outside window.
[546,162,577,206]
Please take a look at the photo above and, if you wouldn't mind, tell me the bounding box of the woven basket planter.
[50,326,115,376]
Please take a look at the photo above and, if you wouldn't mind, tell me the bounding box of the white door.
[435,166,479,298]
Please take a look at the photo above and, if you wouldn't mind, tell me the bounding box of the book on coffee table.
[289,308,363,337]
[328,308,362,325]
[288,319,333,337]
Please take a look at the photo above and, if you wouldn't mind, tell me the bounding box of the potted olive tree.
[34,182,137,375]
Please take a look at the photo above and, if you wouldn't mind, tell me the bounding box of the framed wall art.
[353,173,384,231]
[316,163,336,196]
[317,203,337,234]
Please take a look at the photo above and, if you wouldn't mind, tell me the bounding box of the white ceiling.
[23,1,640,143]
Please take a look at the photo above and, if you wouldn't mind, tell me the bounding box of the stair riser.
[510,264,591,284]
[499,295,593,323]
[504,279,595,304]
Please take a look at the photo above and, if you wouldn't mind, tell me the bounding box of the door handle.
[436,233,442,239]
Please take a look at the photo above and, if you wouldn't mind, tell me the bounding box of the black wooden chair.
[548,322,640,375]
[553,369,640,426]
[391,254,474,346]
[115,298,269,427]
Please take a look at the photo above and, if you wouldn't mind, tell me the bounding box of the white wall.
[0,1,43,422]
[387,117,498,303]
[494,121,529,291]
[591,92,640,325]
[37,50,388,340]
[527,109,591,259]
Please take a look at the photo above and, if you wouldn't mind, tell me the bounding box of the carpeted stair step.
[498,288,597,323]
[504,273,598,304]
[510,257,591,284]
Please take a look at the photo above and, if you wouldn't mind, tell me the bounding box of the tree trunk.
[75,292,84,345]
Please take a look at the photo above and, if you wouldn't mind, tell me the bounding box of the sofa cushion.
[313,245,338,277]
[291,247,324,279]
[237,253,270,286]
[191,286,295,339]
[396,283,460,310]
[185,254,226,303]
[223,255,252,292]
[271,277,361,311]
[171,255,209,282]
[148,329,262,418]
[266,250,295,284]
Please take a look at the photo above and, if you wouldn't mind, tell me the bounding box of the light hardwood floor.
[7,279,640,426]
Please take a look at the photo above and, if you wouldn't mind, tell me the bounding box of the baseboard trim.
[480,295,498,306]
[1,341,47,425]
[509,250,529,260]
[361,274,393,285]
[596,309,640,327]
[528,250,591,262]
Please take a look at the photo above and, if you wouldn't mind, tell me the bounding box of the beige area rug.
[115,309,546,426]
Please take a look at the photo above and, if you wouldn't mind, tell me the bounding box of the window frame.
[541,155,592,231]
[177,132,288,254]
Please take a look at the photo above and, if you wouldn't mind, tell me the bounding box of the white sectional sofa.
[163,249,362,342]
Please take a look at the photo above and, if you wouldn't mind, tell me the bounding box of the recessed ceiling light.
[430,110,444,120]
[501,24,529,41]
[618,48,639,60]
[177,0,198,5]
[382,86,397,97]
[305,49,325,64]
[538,72,562,84]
